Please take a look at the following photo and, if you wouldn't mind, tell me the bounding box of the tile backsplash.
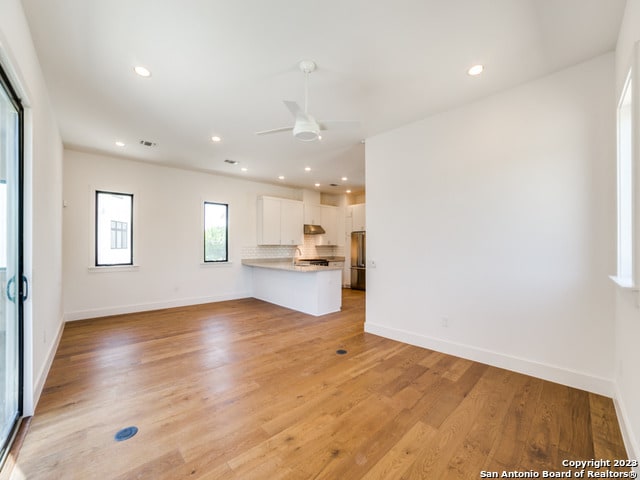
[241,235,344,259]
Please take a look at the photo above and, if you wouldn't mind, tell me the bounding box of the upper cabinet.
[317,205,339,246]
[351,203,366,232]
[257,196,303,245]
[280,199,304,245]
[304,204,322,225]
[257,196,282,244]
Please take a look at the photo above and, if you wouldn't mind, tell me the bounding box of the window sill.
[200,261,233,267]
[609,275,639,290]
[88,264,140,273]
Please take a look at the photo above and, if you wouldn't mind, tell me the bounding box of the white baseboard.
[63,291,252,322]
[613,384,640,468]
[364,322,615,397]
[31,318,65,413]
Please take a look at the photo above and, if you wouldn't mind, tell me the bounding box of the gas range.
[295,258,329,266]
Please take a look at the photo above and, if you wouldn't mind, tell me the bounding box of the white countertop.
[241,258,343,272]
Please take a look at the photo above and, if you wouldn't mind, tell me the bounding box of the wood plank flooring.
[11,290,629,479]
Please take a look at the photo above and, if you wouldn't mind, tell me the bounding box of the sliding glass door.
[0,65,23,463]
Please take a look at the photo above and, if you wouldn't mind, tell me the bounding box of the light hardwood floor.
[12,290,628,479]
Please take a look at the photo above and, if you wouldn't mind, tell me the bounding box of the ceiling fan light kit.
[256,59,358,142]
[293,118,320,141]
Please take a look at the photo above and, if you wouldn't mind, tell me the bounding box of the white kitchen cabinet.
[257,196,281,245]
[280,199,304,245]
[317,205,339,246]
[257,196,303,245]
[304,204,322,225]
[248,265,342,316]
[351,203,366,232]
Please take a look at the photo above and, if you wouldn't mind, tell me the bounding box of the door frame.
[0,58,25,466]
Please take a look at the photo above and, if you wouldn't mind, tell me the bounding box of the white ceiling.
[20,0,626,193]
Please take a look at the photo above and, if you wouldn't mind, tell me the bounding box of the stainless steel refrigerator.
[351,231,366,290]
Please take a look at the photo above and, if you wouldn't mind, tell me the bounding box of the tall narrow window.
[617,72,633,283]
[95,191,133,266]
[204,202,228,262]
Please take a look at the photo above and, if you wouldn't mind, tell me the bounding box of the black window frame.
[95,190,134,266]
[0,59,25,467]
[203,201,229,263]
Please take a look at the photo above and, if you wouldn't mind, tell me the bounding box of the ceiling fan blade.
[283,100,307,120]
[318,120,361,131]
[256,126,294,135]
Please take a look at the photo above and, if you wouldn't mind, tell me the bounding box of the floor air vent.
[114,426,138,442]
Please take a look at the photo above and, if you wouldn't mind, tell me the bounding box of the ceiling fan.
[256,60,359,142]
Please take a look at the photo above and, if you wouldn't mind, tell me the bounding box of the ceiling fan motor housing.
[293,118,320,141]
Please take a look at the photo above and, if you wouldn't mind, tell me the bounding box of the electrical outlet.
[441,317,449,328]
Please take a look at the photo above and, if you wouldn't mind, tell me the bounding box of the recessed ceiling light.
[305,167,311,172]
[211,136,221,142]
[346,190,352,194]
[134,66,152,78]
[467,64,484,76]
[115,141,125,147]
[318,135,322,140]
[315,183,320,187]
[241,167,248,172]
[341,177,348,181]
[278,175,285,180]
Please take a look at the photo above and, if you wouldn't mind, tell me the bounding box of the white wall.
[0,0,64,413]
[613,0,640,462]
[365,54,616,395]
[63,149,301,319]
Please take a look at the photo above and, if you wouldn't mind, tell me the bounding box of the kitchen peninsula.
[242,258,343,316]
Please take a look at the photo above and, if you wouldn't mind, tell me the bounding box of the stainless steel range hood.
[304,224,326,235]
